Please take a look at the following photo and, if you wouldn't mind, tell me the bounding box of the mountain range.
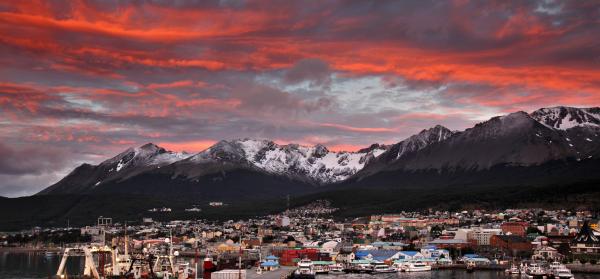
[2,106,600,229]
[40,106,600,196]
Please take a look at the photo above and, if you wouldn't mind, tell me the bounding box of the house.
[461,254,491,265]
[334,250,355,263]
[371,241,408,250]
[490,235,533,255]
[420,245,450,260]
[353,250,402,262]
[397,251,424,261]
[532,246,564,261]
[570,221,600,255]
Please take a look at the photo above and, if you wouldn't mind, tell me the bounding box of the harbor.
[4,251,600,279]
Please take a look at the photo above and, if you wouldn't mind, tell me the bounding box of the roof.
[354,250,399,261]
[260,261,279,267]
[573,221,600,244]
[265,255,279,260]
[463,254,483,258]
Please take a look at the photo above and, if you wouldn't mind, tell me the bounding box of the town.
[1,200,599,278]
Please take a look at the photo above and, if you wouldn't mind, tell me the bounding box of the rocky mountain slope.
[38,106,600,199]
[350,106,600,188]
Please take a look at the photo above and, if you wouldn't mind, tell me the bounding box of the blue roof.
[261,261,279,267]
[354,250,370,259]
[265,255,279,260]
[422,245,437,250]
[354,250,398,261]
[370,250,399,261]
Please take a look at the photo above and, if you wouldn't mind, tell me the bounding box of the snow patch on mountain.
[104,143,190,172]
[531,107,600,130]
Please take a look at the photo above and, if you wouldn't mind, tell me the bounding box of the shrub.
[590,259,597,265]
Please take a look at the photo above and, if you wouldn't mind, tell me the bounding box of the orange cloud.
[159,140,217,153]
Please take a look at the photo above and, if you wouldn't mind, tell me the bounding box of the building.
[501,222,528,237]
[532,246,564,261]
[490,235,533,255]
[470,228,502,246]
[570,221,600,255]
[420,245,450,260]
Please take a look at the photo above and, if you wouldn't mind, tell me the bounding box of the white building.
[470,228,502,246]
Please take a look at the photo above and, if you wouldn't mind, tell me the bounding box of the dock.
[247,266,295,279]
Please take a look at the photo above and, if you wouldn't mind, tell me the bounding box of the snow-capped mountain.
[39,139,389,195]
[355,108,600,184]
[38,143,190,194]
[38,106,600,198]
[186,139,388,183]
[531,106,600,130]
[369,125,456,166]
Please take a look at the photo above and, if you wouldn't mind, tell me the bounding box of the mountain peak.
[388,125,455,160]
[139,142,161,151]
[530,106,600,130]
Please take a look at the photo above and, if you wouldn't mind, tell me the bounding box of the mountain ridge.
[38,106,600,198]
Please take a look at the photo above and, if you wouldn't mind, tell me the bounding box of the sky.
[0,0,599,197]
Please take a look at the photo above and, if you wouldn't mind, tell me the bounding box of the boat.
[525,262,547,279]
[328,263,345,275]
[353,262,373,273]
[549,262,574,279]
[293,259,316,279]
[44,251,57,257]
[505,263,520,275]
[371,263,396,273]
[401,261,432,272]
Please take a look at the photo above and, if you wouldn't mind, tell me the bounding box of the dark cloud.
[283,59,332,88]
[0,143,70,175]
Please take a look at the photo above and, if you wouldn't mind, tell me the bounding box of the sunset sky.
[1,1,599,196]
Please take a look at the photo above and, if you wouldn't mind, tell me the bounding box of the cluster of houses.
[2,203,599,269]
